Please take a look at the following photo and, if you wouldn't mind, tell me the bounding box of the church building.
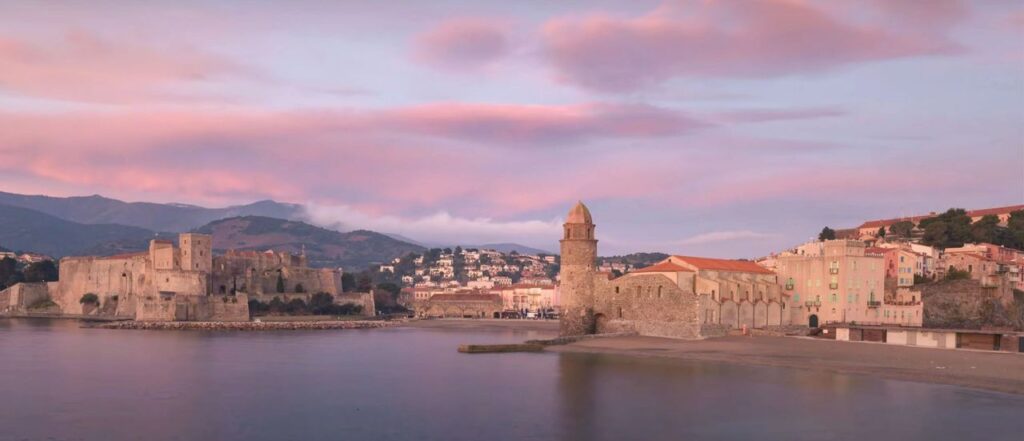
[559,202,792,339]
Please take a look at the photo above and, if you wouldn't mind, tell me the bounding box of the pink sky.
[1,0,1022,256]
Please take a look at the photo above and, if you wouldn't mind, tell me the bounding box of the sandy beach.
[549,334,1024,395]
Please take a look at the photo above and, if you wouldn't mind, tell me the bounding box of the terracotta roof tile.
[632,261,694,273]
[671,256,774,274]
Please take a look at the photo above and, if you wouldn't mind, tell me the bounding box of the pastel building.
[775,240,922,327]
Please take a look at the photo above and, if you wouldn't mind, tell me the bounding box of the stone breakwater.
[97,320,396,331]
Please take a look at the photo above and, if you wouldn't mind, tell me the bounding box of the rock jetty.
[98,320,395,331]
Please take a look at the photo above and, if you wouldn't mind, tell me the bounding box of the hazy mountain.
[195,216,425,269]
[0,204,164,258]
[0,191,305,232]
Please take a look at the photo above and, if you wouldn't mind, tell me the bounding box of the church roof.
[632,261,694,273]
[565,201,593,224]
[671,255,774,274]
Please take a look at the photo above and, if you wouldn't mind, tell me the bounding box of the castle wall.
[136,294,249,322]
[0,282,54,313]
[54,255,150,315]
[592,274,702,340]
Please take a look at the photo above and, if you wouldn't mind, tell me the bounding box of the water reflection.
[2,319,1023,441]
[555,352,1024,441]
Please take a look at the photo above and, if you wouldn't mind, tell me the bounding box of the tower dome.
[566,201,593,224]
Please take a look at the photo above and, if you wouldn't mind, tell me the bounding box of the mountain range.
[0,191,559,268]
[195,216,424,268]
[0,191,305,232]
[0,202,422,268]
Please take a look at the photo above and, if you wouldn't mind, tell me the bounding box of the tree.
[877,226,886,238]
[0,257,20,289]
[1008,209,1024,250]
[79,293,99,305]
[294,283,305,293]
[23,260,58,283]
[276,271,285,293]
[285,298,308,314]
[919,208,973,249]
[818,227,836,241]
[356,272,373,292]
[309,292,335,314]
[341,273,356,292]
[889,221,915,238]
[945,267,971,281]
[970,214,1000,244]
[268,297,286,314]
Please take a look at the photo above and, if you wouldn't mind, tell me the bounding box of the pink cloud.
[0,30,244,103]
[541,0,965,92]
[384,102,705,143]
[0,101,702,212]
[412,18,510,71]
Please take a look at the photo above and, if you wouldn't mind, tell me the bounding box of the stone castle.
[559,202,792,339]
[1,233,374,321]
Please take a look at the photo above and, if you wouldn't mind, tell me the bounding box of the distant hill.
[413,242,553,255]
[194,216,425,269]
[0,191,305,232]
[0,203,164,258]
[598,252,670,268]
[472,243,553,255]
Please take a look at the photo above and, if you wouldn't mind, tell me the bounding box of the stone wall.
[136,294,249,322]
[592,274,702,339]
[0,282,54,313]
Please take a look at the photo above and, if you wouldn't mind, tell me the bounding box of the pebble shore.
[98,320,396,331]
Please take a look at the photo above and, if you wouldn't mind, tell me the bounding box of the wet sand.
[548,335,1024,395]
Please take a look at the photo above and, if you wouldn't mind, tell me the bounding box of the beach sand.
[548,334,1024,395]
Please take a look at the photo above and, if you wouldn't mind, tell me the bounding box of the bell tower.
[559,201,598,336]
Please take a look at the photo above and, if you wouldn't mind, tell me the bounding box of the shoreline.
[400,318,561,332]
[96,320,395,331]
[547,335,1024,395]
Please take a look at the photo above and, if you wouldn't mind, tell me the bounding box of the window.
[831,293,837,304]
[794,293,800,302]
[657,286,663,298]
[615,286,619,294]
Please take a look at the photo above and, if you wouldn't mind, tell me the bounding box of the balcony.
[804,300,821,307]
[829,267,839,274]
[784,284,794,290]
[867,300,882,308]
[829,283,838,289]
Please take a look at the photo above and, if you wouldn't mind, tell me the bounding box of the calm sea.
[1,318,1022,441]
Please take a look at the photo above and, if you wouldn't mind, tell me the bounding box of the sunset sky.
[1,0,1022,256]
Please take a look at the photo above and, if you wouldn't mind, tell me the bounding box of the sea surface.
[2,318,1023,441]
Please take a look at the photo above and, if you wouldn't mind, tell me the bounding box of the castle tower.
[179,233,213,273]
[559,201,598,336]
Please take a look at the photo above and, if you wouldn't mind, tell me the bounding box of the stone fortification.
[2,233,364,322]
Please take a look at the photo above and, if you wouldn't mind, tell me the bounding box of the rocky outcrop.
[920,279,1023,330]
